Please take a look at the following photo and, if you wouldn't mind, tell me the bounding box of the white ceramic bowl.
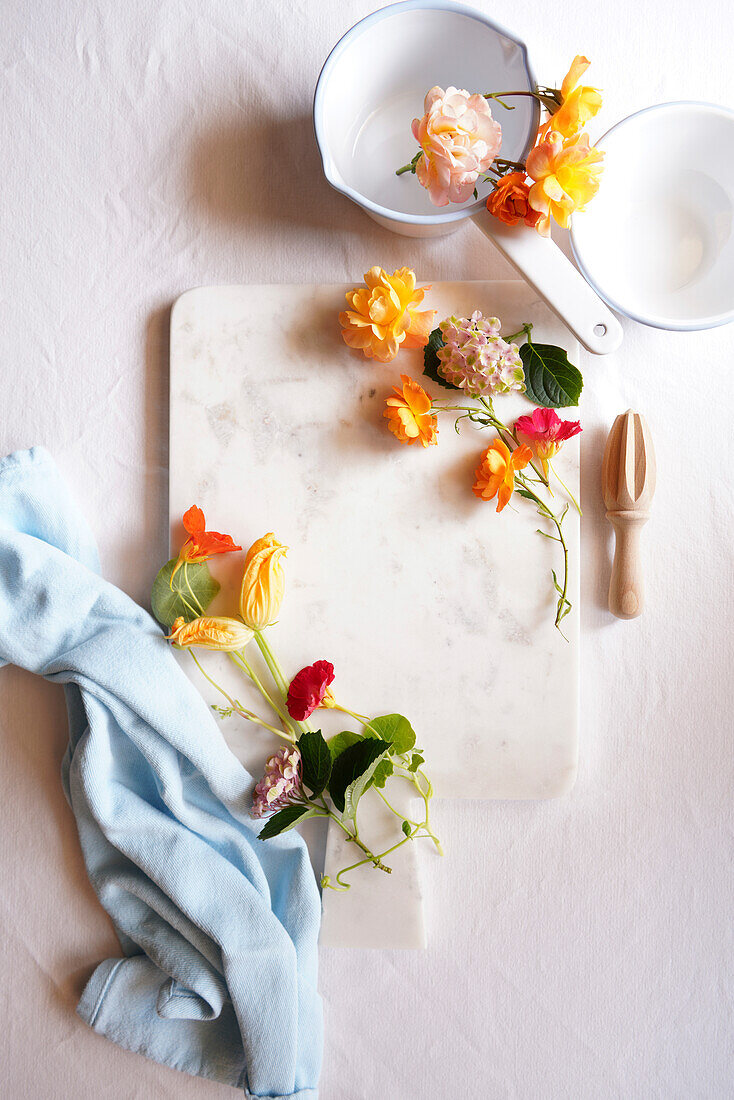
[313,0,539,234]
[570,102,734,331]
[313,0,624,354]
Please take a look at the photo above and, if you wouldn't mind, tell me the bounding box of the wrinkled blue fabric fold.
[0,448,322,1097]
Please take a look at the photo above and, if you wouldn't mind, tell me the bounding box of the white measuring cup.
[313,0,623,355]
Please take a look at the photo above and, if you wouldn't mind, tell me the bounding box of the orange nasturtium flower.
[178,505,242,564]
[384,375,438,447]
[240,534,288,631]
[339,266,436,363]
[540,56,602,141]
[168,616,254,651]
[526,131,604,236]
[473,439,533,512]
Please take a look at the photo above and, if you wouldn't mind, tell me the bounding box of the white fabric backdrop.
[1,1,733,1097]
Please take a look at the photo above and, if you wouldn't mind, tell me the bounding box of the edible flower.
[515,408,582,475]
[177,505,241,565]
[526,131,604,235]
[252,747,302,818]
[168,615,254,651]
[486,172,541,229]
[472,439,532,512]
[286,660,336,721]
[437,312,525,396]
[412,86,502,206]
[339,266,436,363]
[540,56,602,141]
[240,533,288,630]
[384,375,438,447]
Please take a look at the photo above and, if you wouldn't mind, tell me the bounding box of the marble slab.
[169,282,580,948]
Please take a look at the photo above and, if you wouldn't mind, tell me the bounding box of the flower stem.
[189,651,295,742]
[549,460,582,515]
[228,650,299,738]
[253,630,314,734]
[516,474,571,635]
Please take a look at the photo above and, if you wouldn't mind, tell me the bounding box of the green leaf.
[328,738,391,814]
[407,752,424,773]
[519,341,583,408]
[423,327,459,391]
[370,758,394,789]
[367,714,416,755]
[150,558,220,629]
[327,730,362,761]
[343,747,392,820]
[402,820,412,837]
[297,730,332,797]
[515,488,538,502]
[257,804,316,840]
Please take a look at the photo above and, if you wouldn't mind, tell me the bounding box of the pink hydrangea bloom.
[412,87,502,206]
[514,407,582,461]
[252,747,302,818]
[437,311,525,396]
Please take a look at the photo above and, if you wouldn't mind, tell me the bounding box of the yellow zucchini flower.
[168,616,254,651]
[239,534,288,630]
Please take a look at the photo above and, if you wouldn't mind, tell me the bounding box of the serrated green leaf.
[519,342,583,408]
[515,488,538,502]
[367,714,416,755]
[327,730,362,761]
[257,804,316,840]
[297,730,332,797]
[328,738,391,814]
[402,820,412,837]
[423,327,459,390]
[343,748,391,820]
[151,558,220,629]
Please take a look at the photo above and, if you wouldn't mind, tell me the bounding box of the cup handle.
[471,210,623,355]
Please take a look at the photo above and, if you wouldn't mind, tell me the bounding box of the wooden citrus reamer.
[601,410,656,619]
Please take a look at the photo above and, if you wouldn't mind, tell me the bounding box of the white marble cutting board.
[169,282,580,948]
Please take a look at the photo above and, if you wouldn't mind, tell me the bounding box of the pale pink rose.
[411,86,502,206]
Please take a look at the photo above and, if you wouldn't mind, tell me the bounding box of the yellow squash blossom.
[526,131,604,235]
[339,266,436,363]
[240,534,287,630]
[168,616,254,651]
[384,375,438,447]
[541,56,602,140]
[472,439,532,512]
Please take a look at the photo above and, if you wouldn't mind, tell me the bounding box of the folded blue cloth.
[0,448,322,1097]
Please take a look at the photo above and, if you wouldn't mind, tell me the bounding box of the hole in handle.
[593,323,607,337]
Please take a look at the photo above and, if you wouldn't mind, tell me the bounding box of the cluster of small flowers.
[251,747,302,817]
[437,312,525,397]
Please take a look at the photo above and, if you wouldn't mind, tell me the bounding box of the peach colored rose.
[339,266,436,363]
[412,86,502,206]
[486,171,541,229]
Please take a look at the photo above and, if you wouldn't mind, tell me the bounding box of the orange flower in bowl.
[384,375,438,447]
[339,266,436,363]
[486,172,541,229]
[473,439,532,511]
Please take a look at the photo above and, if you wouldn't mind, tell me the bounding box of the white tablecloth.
[2,2,732,1097]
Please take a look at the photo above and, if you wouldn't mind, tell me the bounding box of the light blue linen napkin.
[0,447,322,1097]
